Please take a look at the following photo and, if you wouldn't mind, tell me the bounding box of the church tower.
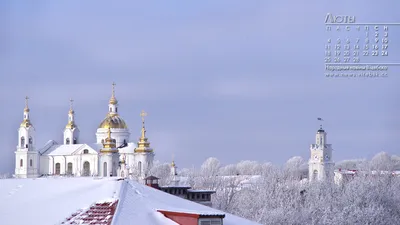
[15,97,39,178]
[64,99,79,144]
[118,154,128,178]
[171,158,177,176]
[134,110,155,178]
[96,82,130,147]
[99,125,120,177]
[309,125,334,182]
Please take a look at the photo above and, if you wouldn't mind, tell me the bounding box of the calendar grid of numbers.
[324,13,400,78]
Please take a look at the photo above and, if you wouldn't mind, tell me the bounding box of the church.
[14,83,155,178]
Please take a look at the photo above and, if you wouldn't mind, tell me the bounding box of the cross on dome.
[109,82,118,105]
[140,110,147,126]
[24,96,30,112]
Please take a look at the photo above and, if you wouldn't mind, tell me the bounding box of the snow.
[1,177,260,225]
[43,144,95,155]
[0,177,121,225]
[112,180,262,225]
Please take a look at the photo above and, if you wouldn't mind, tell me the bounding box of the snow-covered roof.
[39,140,58,154]
[0,177,122,225]
[87,143,103,152]
[112,180,262,225]
[41,144,98,156]
[117,142,136,154]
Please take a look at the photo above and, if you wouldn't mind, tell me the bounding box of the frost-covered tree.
[181,154,400,225]
[219,164,238,176]
[370,151,394,171]
[236,160,262,175]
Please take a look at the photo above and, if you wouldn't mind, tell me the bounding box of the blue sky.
[0,1,399,173]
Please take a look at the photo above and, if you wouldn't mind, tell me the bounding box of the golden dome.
[109,96,118,105]
[20,119,32,128]
[65,121,76,129]
[99,115,128,129]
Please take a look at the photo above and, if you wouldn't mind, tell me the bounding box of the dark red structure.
[157,210,225,225]
[144,175,161,189]
[61,200,119,225]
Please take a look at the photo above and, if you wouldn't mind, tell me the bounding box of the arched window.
[21,137,25,148]
[83,161,90,176]
[83,149,89,154]
[123,139,127,145]
[115,107,118,113]
[20,159,23,167]
[67,162,73,175]
[138,161,142,176]
[55,163,61,175]
[313,170,318,180]
[109,107,112,112]
[73,138,77,144]
[66,138,70,144]
[29,137,33,144]
[103,162,107,177]
[30,159,32,167]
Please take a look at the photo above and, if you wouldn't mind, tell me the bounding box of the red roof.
[61,200,118,225]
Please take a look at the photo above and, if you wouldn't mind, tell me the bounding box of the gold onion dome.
[66,98,76,129]
[21,96,32,128]
[65,121,76,129]
[20,120,32,128]
[99,115,128,129]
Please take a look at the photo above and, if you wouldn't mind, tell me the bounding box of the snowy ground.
[0,177,121,225]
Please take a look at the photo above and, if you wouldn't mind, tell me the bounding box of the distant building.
[334,169,400,185]
[144,161,216,207]
[308,125,335,182]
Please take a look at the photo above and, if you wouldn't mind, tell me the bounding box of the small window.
[73,138,77,144]
[66,138,70,144]
[83,149,89,154]
[116,107,118,113]
[109,108,112,112]
[20,159,23,167]
[30,159,32,167]
[200,219,222,225]
[29,137,33,144]
[196,193,200,199]
[21,137,25,148]
[202,194,205,199]
[101,139,104,144]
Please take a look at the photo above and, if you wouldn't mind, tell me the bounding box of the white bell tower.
[64,98,79,144]
[15,96,39,178]
[309,123,334,182]
[134,110,155,178]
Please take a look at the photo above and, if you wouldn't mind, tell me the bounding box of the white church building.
[14,83,155,178]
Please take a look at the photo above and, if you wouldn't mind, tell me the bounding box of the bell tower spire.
[21,96,32,128]
[99,121,119,177]
[15,96,39,178]
[134,110,155,178]
[64,98,79,144]
[108,82,118,116]
[309,118,334,182]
